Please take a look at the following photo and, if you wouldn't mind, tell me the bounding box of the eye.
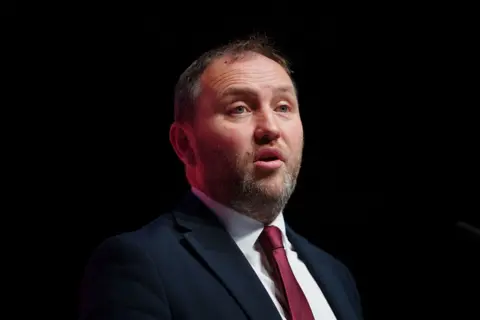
[230,105,249,114]
[276,104,290,112]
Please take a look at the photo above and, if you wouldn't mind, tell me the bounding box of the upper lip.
[254,148,285,162]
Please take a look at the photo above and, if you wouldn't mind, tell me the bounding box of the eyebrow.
[220,85,296,98]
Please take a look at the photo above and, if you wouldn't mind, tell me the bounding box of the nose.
[254,110,280,145]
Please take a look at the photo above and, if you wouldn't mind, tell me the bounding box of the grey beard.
[228,168,299,225]
[200,145,302,225]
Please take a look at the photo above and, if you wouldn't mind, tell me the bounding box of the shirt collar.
[191,187,290,251]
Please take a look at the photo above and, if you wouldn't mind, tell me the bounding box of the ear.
[169,122,196,167]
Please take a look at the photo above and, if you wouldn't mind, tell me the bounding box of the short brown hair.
[173,34,295,125]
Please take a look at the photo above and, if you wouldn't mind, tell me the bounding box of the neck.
[191,185,287,225]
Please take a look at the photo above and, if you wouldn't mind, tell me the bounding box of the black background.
[3,11,478,319]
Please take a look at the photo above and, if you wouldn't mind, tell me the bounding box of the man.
[79,35,363,320]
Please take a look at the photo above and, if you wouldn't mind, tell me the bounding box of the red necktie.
[259,226,315,320]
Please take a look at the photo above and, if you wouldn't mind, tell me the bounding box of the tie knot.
[259,226,284,251]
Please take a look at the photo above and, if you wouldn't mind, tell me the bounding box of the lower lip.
[254,160,283,170]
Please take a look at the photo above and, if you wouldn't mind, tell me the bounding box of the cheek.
[198,131,246,159]
[223,135,251,160]
[217,126,250,149]
[197,121,253,158]
[285,124,304,146]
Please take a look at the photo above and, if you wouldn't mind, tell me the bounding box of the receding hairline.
[173,36,295,124]
[198,51,296,95]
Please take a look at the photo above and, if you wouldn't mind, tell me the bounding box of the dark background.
[4,12,478,319]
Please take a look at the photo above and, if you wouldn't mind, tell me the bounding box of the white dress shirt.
[191,187,337,320]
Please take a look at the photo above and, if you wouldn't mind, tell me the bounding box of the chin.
[255,179,287,195]
[241,168,292,194]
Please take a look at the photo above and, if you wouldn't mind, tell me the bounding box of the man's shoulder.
[125,211,178,242]
[89,211,181,263]
[288,226,352,272]
[288,227,361,307]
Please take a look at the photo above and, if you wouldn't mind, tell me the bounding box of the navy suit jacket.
[79,191,363,320]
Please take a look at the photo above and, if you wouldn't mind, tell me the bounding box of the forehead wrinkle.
[200,54,295,102]
[210,67,280,87]
[209,74,292,101]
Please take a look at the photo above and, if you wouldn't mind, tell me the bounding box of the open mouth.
[257,156,279,162]
[254,155,283,170]
[254,148,284,170]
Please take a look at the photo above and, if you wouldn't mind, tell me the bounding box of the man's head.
[170,35,304,224]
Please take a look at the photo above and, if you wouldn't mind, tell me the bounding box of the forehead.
[199,53,295,97]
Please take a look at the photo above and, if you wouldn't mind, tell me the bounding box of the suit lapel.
[286,226,360,320]
[172,192,282,320]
